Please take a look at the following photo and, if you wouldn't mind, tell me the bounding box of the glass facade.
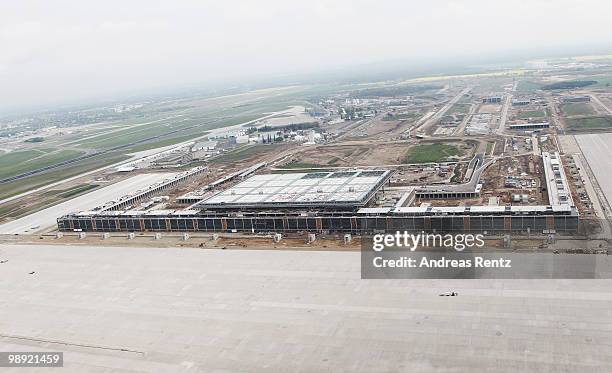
[58,213,579,234]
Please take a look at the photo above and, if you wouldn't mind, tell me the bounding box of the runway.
[0,243,611,372]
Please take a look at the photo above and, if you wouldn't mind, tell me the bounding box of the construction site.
[55,146,579,236]
[2,72,609,243]
[5,3,612,372]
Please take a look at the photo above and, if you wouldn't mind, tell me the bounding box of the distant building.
[482,96,502,104]
[116,166,135,172]
[192,141,217,151]
[509,122,550,130]
[562,95,590,103]
[235,135,250,144]
[307,130,316,143]
[512,98,531,106]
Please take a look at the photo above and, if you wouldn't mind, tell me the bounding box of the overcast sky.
[1,0,611,112]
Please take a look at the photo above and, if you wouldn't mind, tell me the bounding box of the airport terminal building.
[58,164,580,235]
[57,205,578,234]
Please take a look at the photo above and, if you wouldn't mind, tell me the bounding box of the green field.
[0,150,44,166]
[565,116,612,130]
[516,80,543,92]
[542,80,597,90]
[450,165,461,183]
[382,112,419,121]
[517,110,546,119]
[0,149,84,179]
[124,133,209,153]
[46,184,99,198]
[589,75,612,88]
[448,104,470,115]
[76,120,209,149]
[561,103,596,116]
[278,162,325,169]
[0,153,129,200]
[404,144,460,163]
[0,183,100,222]
[209,144,281,164]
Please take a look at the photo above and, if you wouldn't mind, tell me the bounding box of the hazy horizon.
[2,0,612,113]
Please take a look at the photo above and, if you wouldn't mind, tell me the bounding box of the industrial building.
[509,122,550,130]
[512,98,531,106]
[562,95,591,103]
[482,96,502,104]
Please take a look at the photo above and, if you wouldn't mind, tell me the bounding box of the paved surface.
[0,173,173,235]
[415,87,472,133]
[590,94,612,115]
[496,93,512,135]
[572,154,607,219]
[453,102,476,135]
[1,243,612,372]
[576,133,612,214]
[531,134,539,156]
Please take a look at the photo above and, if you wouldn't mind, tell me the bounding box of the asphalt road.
[414,86,472,133]
[590,93,612,115]
[496,93,512,135]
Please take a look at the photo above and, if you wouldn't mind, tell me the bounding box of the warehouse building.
[562,95,590,103]
[512,98,531,106]
[482,96,503,104]
[509,122,550,130]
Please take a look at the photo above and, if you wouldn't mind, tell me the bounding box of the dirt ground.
[10,232,362,251]
[324,110,422,141]
[335,117,409,141]
[480,154,546,205]
[284,140,474,168]
[363,118,408,137]
[284,143,412,167]
[260,106,316,127]
[478,104,501,113]
[6,232,559,252]
[558,134,580,154]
